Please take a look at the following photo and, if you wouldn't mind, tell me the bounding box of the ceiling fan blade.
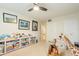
[33,3,38,5]
[39,7,48,11]
[28,8,33,11]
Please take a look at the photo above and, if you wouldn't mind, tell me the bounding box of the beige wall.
[0,8,41,40]
[47,12,79,43]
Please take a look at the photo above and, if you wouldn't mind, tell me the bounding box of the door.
[40,22,47,41]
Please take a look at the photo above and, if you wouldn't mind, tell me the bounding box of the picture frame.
[32,20,38,31]
[3,13,17,23]
[18,19,30,30]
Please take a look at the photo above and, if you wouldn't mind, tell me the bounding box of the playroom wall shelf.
[0,36,38,56]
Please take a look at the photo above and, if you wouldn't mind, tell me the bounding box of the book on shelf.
[6,39,20,51]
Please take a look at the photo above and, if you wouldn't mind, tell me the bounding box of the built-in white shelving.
[0,36,38,56]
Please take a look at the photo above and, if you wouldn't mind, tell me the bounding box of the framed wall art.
[18,19,30,30]
[32,20,38,31]
[3,13,17,23]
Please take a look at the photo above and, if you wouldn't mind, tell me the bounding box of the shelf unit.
[20,37,29,48]
[0,42,5,55]
[30,37,38,45]
[0,35,38,56]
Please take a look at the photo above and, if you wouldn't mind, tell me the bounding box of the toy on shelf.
[12,33,21,39]
[6,39,20,53]
[6,40,14,52]
[21,38,29,48]
[0,34,11,41]
[20,33,29,48]
[12,40,20,50]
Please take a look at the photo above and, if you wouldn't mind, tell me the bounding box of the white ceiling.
[0,3,79,20]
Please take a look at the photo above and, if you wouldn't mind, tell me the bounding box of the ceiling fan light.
[33,5,40,11]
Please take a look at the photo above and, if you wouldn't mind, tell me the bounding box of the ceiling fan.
[28,3,48,12]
